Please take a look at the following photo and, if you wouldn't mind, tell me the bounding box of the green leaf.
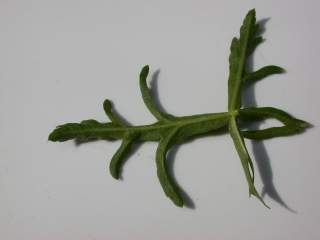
[48,9,311,209]
[243,65,285,84]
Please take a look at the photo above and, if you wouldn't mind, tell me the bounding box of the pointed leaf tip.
[140,65,149,77]
[298,120,312,129]
[103,99,112,111]
[103,98,126,126]
[248,9,256,16]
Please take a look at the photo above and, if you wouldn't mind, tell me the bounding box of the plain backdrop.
[1,0,320,239]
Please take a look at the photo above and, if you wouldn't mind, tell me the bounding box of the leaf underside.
[48,9,310,208]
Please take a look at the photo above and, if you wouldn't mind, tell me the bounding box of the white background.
[1,0,320,239]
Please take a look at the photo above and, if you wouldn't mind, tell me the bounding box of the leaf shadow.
[243,18,296,213]
[150,69,170,115]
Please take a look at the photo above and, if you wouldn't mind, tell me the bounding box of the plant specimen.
[49,9,310,208]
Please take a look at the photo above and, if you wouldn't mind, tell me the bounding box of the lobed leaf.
[48,9,311,209]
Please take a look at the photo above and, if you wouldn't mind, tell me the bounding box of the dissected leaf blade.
[48,9,311,209]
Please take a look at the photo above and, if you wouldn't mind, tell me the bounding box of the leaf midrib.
[65,112,231,134]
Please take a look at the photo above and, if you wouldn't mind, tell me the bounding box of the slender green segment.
[239,107,310,140]
[156,128,183,207]
[229,117,268,207]
[139,65,174,122]
[103,99,125,126]
[243,66,285,84]
[49,9,310,208]
[110,135,135,179]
